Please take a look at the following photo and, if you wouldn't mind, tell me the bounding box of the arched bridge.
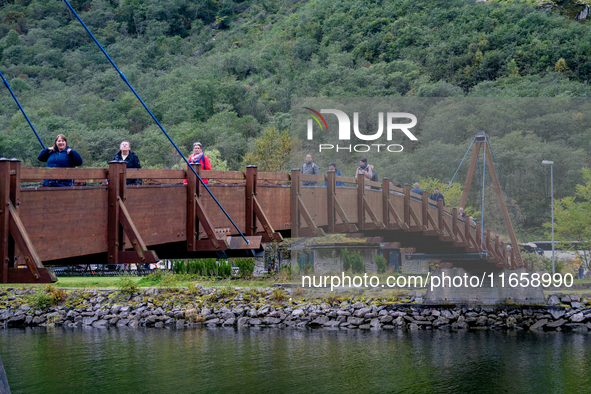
[0,159,523,284]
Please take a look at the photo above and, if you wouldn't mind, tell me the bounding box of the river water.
[1,327,590,393]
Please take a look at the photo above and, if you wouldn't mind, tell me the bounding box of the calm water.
[1,327,590,393]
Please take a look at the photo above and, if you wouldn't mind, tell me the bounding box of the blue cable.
[62,0,249,244]
[488,143,526,243]
[443,136,476,196]
[0,71,45,149]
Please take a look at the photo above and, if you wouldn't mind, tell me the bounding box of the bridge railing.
[0,160,290,283]
[292,168,519,269]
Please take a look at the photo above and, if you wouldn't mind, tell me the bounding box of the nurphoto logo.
[304,107,418,153]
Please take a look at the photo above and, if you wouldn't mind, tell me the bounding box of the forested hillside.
[0,0,590,238]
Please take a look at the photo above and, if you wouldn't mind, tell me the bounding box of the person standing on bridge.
[301,154,319,186]
[411,182,424,195]
[458,207,466,218]
[429,187,445,206]
[112,141,142,185]
[325,162,344,187]
[184,142,211,184]
[37,134,83,187]
[357,157,378,189]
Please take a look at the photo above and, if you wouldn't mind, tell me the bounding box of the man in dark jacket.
[429,187,445,206]
[411,182,424,195]
[301,154,320,186]
[113,141,142,185]
[325,162,344,187]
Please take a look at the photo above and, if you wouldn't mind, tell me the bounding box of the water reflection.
[0,327,590,393]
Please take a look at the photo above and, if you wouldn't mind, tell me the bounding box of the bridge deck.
[0,160,521,283]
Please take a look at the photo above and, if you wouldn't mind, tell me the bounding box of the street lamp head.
[542,160,554,165]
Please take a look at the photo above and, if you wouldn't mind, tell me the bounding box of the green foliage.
[235,258,255,278]
[375,255,387,274]
[342,249,364,273]
[549,167,591,268]
[28,290,52,310]
[243,126,292,173]
[28,284,67,310]
[115,273,138,295]
[173,258,233,277]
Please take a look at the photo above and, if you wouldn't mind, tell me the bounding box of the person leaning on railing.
[183,142,211,184]
[37,133,83,187]
[112,140,142,185]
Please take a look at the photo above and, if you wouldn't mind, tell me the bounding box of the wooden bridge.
[0,157,523,284]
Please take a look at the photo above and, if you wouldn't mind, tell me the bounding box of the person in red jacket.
[185,142,211,183]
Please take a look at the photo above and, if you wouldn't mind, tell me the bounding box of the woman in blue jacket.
[37,134,83,187]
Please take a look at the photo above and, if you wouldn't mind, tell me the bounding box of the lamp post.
[542,160,555,275]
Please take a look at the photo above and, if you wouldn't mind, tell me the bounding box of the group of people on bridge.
[37,134,211,186]
[301,154,477,225]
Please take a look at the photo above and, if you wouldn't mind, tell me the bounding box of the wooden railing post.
[403,184,411,227]
[327,170,335,233]
[7,160,20,269]
[422,190,428,229]
[452,207,458,239]
[291,169,300,237]
[187,163,199,251]
[437,199,444,237]
[357,173,365,229]
[0,159,11,282]
[107,161,127,265]
[382,178,390,227]
[246,166,257,236]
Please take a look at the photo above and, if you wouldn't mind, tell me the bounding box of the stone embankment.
[1,287,590,333]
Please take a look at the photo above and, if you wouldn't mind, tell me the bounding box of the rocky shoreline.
[1,286,590,333]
